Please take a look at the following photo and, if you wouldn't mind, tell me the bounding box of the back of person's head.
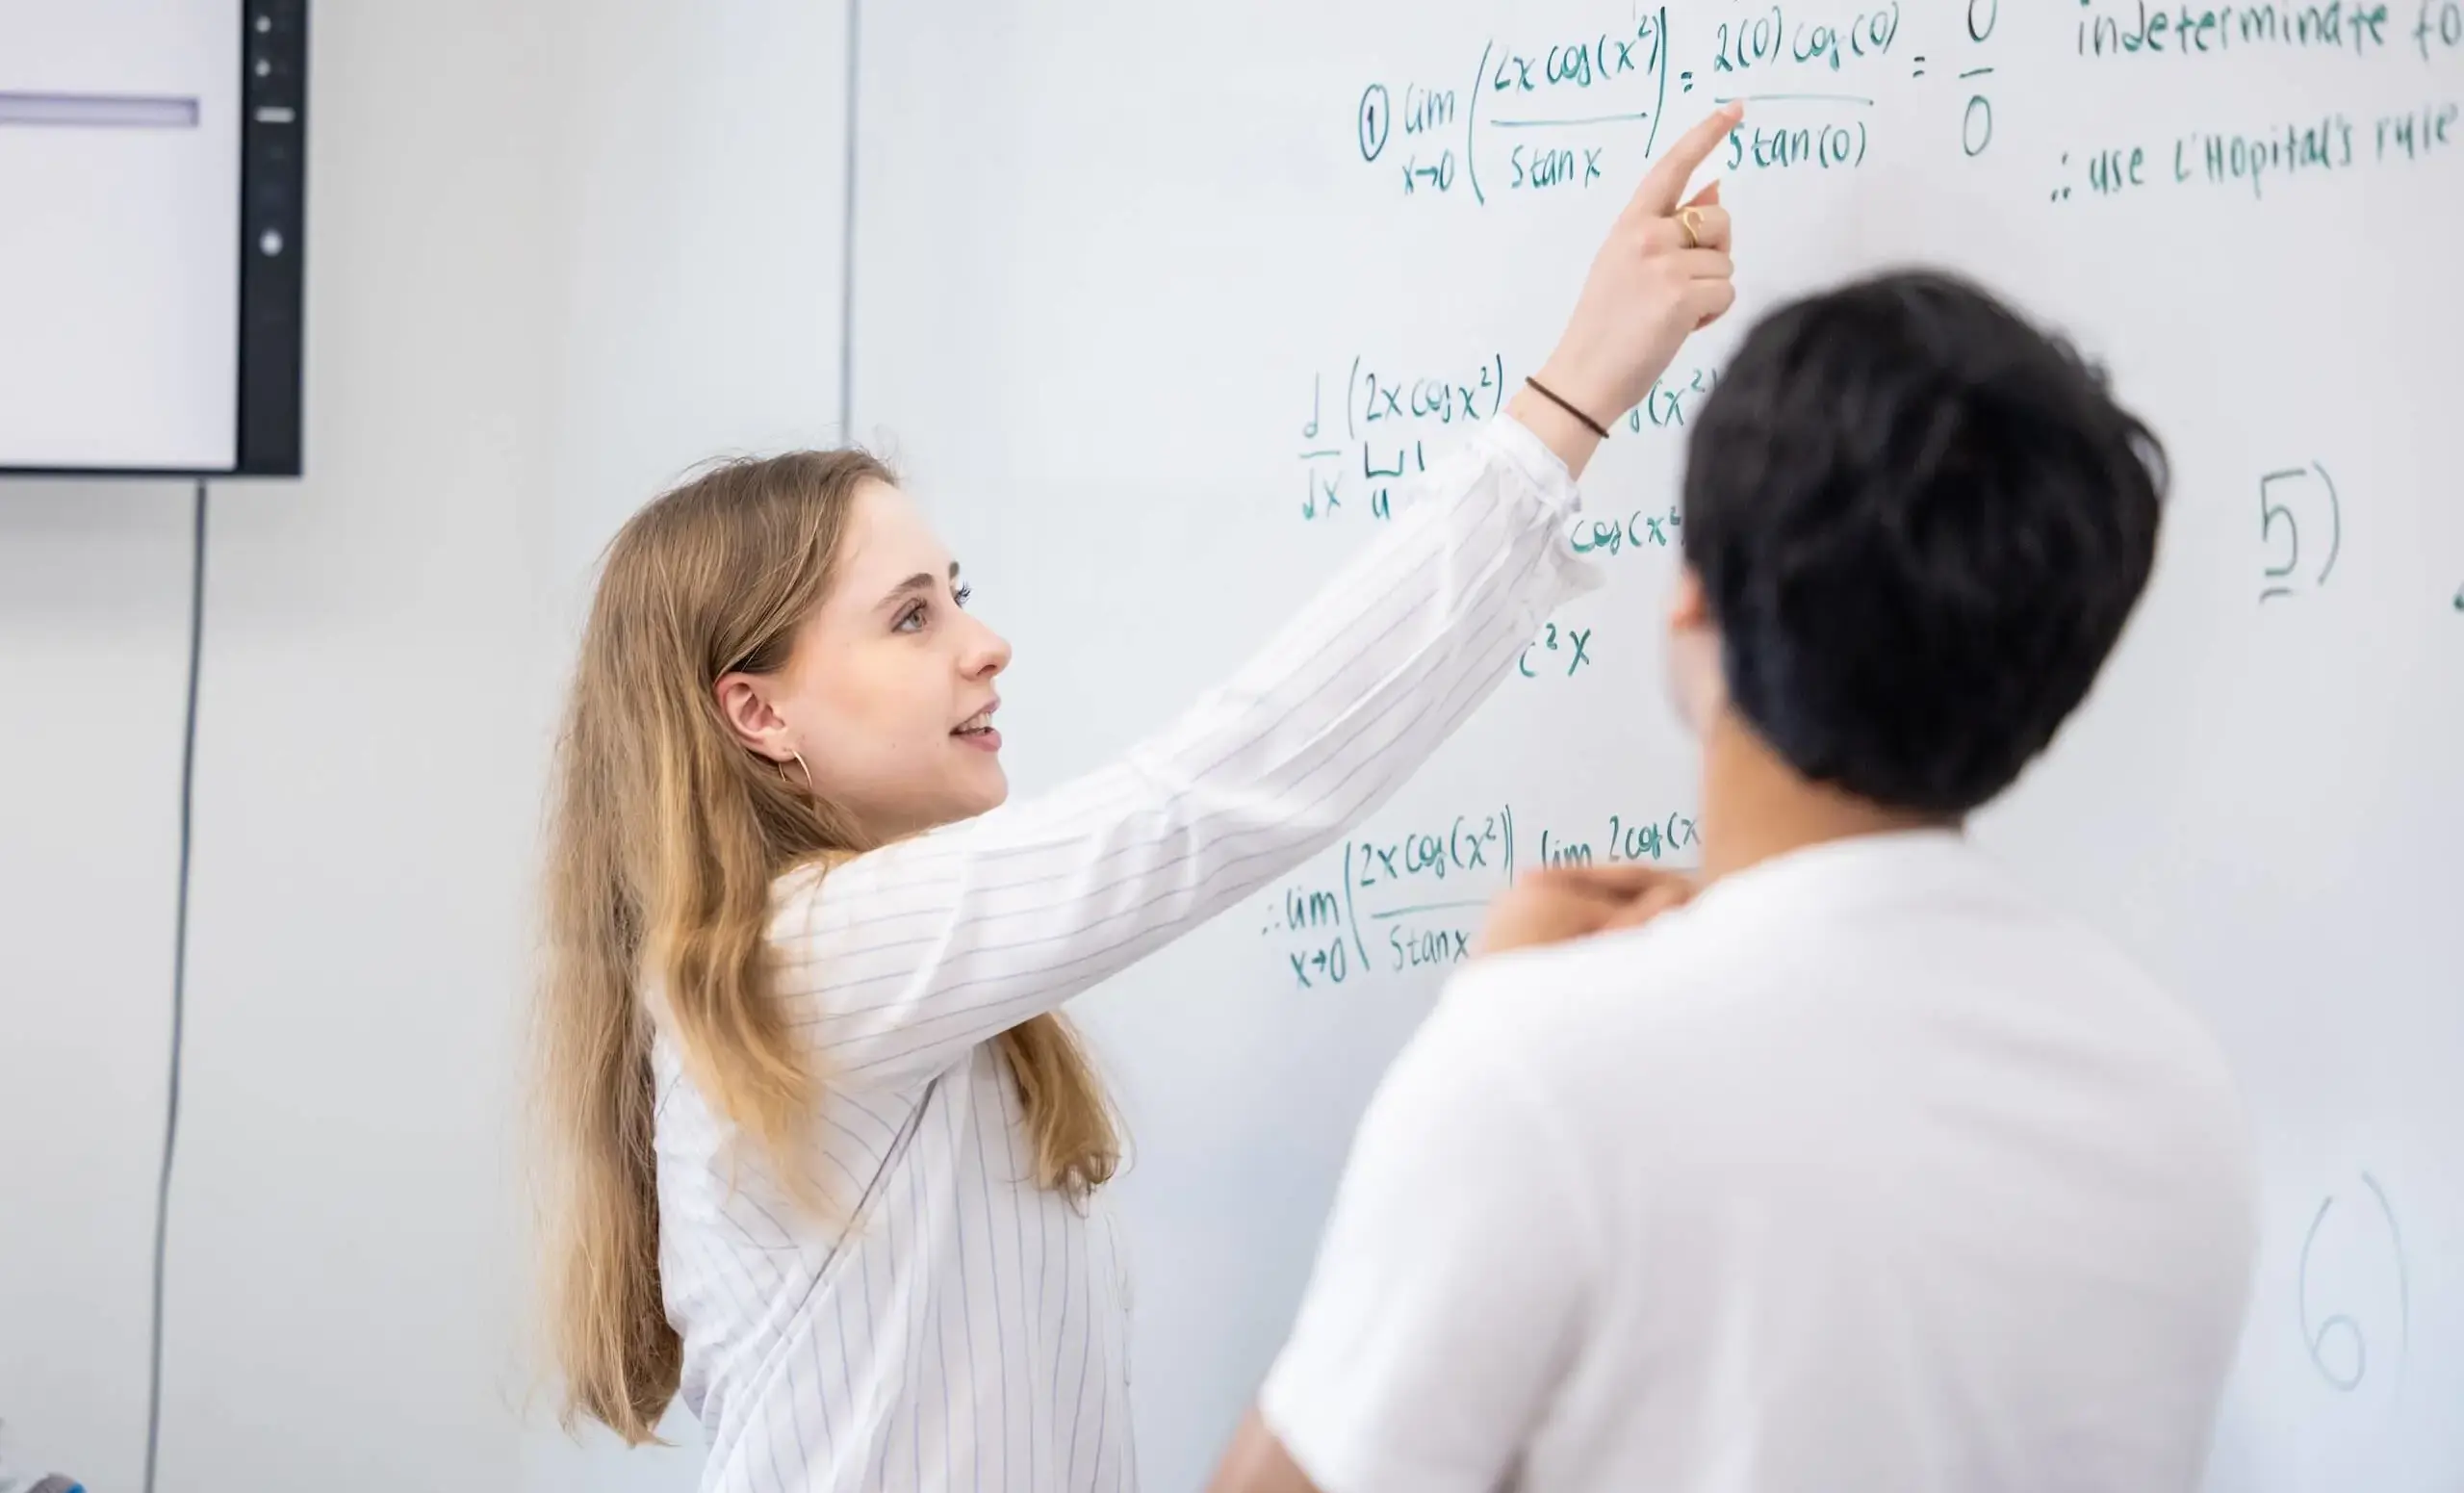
[533,450,1115,1444]
[1678,270,2168,816]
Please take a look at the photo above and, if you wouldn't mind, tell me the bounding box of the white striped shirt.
[650,412,1601,1492]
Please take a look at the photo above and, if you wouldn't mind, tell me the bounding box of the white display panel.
[0,0,242,473]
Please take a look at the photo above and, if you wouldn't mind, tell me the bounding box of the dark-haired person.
[1210,270,2259,1493]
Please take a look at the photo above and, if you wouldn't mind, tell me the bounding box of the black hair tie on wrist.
[1523,376,1611,440]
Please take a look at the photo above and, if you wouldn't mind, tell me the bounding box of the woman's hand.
[1508,102,1741,476]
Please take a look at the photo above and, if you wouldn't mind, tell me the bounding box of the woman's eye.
[895,603,927,632]
[953,583,972,607]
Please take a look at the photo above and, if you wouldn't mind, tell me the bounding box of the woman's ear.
[714,672,793,762]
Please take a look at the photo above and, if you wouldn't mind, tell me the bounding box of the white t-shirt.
[1261,828,2259,1493]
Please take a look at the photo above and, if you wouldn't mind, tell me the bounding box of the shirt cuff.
[1479,409,1586,518]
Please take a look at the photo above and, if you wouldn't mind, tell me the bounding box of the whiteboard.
[850,3,2464,1487]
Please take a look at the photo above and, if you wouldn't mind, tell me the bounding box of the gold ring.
[1677,206,1705,249]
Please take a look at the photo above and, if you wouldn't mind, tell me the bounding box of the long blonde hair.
[535,450,1119,1444]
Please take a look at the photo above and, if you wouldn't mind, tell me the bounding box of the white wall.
[0,482,196,1492]
[0,3,849,1488]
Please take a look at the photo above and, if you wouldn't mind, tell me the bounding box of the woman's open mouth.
[953,706,1001,752]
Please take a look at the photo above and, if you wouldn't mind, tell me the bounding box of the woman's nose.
[964,617,1013,678]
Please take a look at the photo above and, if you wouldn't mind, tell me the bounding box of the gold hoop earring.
[788,750,816,796]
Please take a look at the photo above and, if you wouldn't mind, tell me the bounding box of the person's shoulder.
[1447,916,1681,1009]
[1422,898,1745,1089]
[2006,878,2246,1088]
[2079,932,2255,1154]
[1449,877,1760,1010]
[1941,859,2258,1185]
[2030,917,2263,1256]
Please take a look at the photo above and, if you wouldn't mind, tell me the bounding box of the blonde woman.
[537,104,1742,1493]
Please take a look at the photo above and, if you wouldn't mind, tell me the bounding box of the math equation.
[1259,801,1701,989]
[1348,2,2003,201]
[1294,357,1717,528]
[1343,2,2464,208]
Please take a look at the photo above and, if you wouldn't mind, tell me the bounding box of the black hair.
[1681,270,2168,816]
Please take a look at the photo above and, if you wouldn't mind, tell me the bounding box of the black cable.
[141,478,207,1493]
